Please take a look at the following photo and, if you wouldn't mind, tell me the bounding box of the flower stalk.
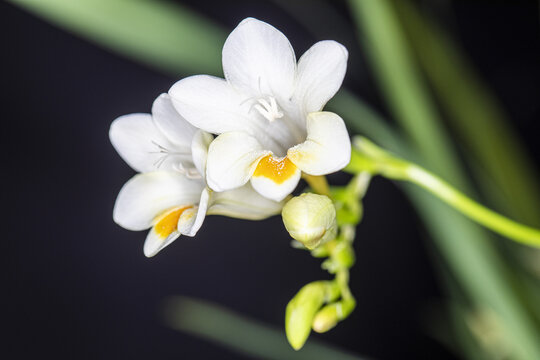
[347,136,540,249]
[302,174,331,197]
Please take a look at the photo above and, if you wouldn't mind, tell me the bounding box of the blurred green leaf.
[162,296,368,360]
[347,1,540,359]
[8,0,225,76]
[328,90,411,154]
[393,0,540,225]
[393,0,540,329]
[347,0,464,187]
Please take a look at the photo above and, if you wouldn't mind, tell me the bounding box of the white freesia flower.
[169,17,351,202]
[110,94,283,257]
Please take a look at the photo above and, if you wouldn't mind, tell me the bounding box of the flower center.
[253,96,283,122]
[154,206,191,239]
[253,155,297,183]
[150,140,201,178]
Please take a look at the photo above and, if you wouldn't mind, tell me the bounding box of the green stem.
[348,172,372,199]
[336,269,353,301]
[405,165,540,248]
[350,137,540,249]
[303,174,331,197]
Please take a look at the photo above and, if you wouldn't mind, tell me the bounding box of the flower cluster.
[111,17,351,256]
[110,94,282,257]
[106,13,540,355]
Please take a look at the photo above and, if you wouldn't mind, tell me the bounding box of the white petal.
[206,132,270,192]
[169,75,297,154]
[152,93,197,147]
[169,75,249,134]
[143,188,210,257]
[113,172,205,231]
[110,114,174,172]
[191,130,214,178]
[250,165,301,202]
[223,18,296,99]
[287,112,351,175]
[179,188,211,236]
[143,228,181,258]
[208,183,284,219]
[295,41,348,113]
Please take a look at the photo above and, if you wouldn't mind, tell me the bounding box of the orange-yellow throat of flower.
[253,155,297,183]
[154,206,191,239]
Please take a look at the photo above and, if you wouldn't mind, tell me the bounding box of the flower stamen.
[150,140,194,172]
[253,96,284,122]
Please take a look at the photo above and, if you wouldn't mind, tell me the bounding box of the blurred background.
[3,1,540,359]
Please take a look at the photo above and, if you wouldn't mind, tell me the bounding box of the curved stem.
[404,165,540,248]
[350,137,540,249]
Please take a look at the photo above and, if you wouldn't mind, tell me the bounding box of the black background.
[3,1,539,359]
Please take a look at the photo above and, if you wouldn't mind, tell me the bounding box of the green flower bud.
[285,281,339,350]
[312,298,356,333]
[282,193,337,250]
[312,303,340,333]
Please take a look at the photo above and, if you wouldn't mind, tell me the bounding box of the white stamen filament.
[150,140,199,177]
[253,96,283,122]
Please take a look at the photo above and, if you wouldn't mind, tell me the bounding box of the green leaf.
[8,0,226,76]
[393,0,540,225]
[347,0,464,187]
[163,296,365,360]
[347,1,540,359]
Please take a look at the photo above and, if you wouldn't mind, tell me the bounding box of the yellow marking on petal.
[253,155,297,184]
[287,146,314,164]
[154,206,190,239]
[181,208,196,222]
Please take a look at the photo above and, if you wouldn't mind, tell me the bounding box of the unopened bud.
[282,193,337,249]
[312,298,356,333]
[285,281,339,350]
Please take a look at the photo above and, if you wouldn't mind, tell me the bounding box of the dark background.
[3,1,539,359]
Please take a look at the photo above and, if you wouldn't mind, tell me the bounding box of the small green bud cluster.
[285,281,339,350]
[281,180,367,350]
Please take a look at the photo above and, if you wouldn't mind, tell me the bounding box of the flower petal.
[113,172,204,231]
[208,183,284,219]
[143,188,211,257]
[152,93,197,148]
[143,228,181,258]
[110,113,174,172]
[169,74,297,154]
[169,75,249,134]
[287,112,351,175]
[250,162,301,202]
[295,41,348,113]
[143,205,189,257]
[206,131,270,192]
[223,17,296,99]
[179,188,211,236]
[191,130,214,178]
